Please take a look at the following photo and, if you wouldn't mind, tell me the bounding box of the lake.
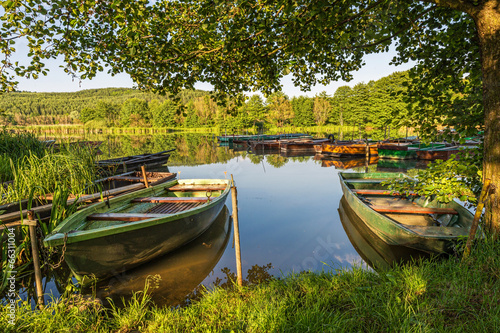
[4,133,421,307]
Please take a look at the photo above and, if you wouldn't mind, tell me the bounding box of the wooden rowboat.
[320,142,378,157]
[319,156,379,169]
[339,172,476,254]
[416,146,460,161]
[97,149,174,173]
[377,142,448,160]
[249,139,282,151]
[279,138,330,153]
[43,178,231,281]
[338,196,429,270]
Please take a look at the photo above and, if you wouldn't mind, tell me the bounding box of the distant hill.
[0,88,209,118]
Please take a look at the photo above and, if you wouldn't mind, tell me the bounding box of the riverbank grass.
[2,238,500,332]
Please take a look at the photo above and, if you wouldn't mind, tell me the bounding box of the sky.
[15,48,414,98]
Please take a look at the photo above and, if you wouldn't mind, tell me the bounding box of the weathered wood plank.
[167,184,227,191]
[371,205,458,215]
[353,189,417,196]
[344,179,386,183]
[131,197,212,203]
[107,176,147,182]
[87,213,167,221]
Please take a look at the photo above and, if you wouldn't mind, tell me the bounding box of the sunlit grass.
[0,146,99,205]
[3,238,500,332]
[0,129,46,182]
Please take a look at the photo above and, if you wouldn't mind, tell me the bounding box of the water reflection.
[319,156,379,169]
[87,206,232,307]
[338,196,429,270]
[376,159,418,173]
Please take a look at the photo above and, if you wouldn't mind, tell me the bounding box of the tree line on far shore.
[0,71,410,130]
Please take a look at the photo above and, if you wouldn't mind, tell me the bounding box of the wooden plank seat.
[146,201,203,214]
[407,225,468,237]
[131,196,213,203]
[353,189,417,196]
[370,205,458,215]
[87,213,166,221]
[108,176,150,182]
[167,184,227,191]
[344,179,387,183]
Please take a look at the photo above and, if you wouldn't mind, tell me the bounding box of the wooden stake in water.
[231,174,243,286]
[464,179,493,259]
[27,210,45,309]
[141,165,149,188]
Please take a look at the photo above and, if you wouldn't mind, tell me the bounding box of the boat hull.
[280,139,330,153]
[321,143,378,157]
[64,199,226,280]
[417,148,459,161]
[378,143,448,160]
[378,148,417,160]
[339,172,474,254]
[92,206,232,306]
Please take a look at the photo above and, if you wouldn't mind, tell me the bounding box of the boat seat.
[370,205,458,215]
[407,225,468,237]
[131,197,213,203]
[167,185,227,191]
[87,213,167,221]
[344,179,387,183]
[353,189,417,196]
[107,176,149,182]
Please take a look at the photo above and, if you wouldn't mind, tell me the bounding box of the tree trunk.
[473,3,500,235]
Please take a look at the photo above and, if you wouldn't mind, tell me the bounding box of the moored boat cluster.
[218,132,481,163]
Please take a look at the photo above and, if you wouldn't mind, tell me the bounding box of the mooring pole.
[27,210,45,309]
[464,179,492,259]
[141,165,149,188]
[230,174,243,286]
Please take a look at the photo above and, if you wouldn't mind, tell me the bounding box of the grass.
[0,129,46,182]
[2,238,500,332]
[0,139,101,296]
[0,144,100,205]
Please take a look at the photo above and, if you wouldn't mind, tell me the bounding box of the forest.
[0,72,410,131]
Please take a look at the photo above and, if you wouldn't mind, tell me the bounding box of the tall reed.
[0,145,99,205]
[0,146,99,295]
[0,129,46,182]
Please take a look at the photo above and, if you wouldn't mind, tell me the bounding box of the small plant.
[385,155,482,207]
[44,184,81,235]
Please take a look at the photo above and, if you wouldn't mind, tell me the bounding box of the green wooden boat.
[339,172,476,254]
[217,133,310,144]
[378,143,447,160]
[43,178,231,281]
[338,196,429,270]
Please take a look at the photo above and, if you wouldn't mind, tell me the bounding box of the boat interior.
[74,183,227,231]
[343,176,466,232]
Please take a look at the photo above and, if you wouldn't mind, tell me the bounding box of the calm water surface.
[6,133,421,306]
[88,138,373,305]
